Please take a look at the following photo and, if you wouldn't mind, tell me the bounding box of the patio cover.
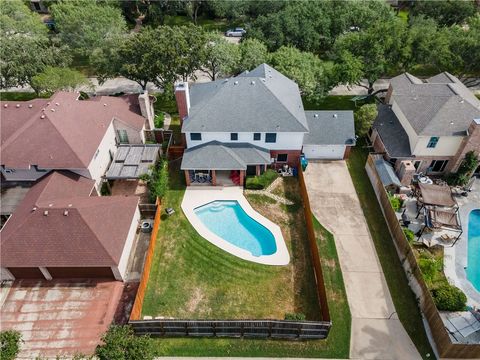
[429,209,461,230]
[181,141,271,171]
[419,183,457,208]
[105,145,161,179]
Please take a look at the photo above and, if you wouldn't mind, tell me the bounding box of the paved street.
[304,161,422,360]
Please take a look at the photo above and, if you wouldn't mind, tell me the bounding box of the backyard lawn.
[0,92,42,101]
[143,165,351,357]
[347,142,435,359]
[302,95,373,111]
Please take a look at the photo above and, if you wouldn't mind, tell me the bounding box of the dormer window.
[427,137,439,148]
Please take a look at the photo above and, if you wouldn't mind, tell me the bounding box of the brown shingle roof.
[1,92,146,169]
[0,171,139,268]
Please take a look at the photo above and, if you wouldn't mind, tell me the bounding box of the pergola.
[415,183,462,245]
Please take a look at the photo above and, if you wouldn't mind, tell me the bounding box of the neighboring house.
[176,64,356,186]
[1,91,155,190]
[371,72,480,184]
[0,171,140,281]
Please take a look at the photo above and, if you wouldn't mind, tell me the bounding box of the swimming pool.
[467,209,480,291]
[195,201,276,257]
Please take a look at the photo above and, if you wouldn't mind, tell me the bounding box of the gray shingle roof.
[303,111,355,145]
[183,64,309,133]
[389,72,480,136]
[181,141,271,170]
[373,104,412,158]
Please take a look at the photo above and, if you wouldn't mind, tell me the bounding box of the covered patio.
[181,141,271,187]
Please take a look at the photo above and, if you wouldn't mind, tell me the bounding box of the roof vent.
[47,102,50,106]
[269,75,273,78]
[103,103,107,106]
[251,80,255,85]
[43,210,48,216]
[450,121,454,125]
[40,115,45,119]
[51,108,55,112]
[28,104,33,108]
[68,204,73,207]
[223,78,229,83]
[333,113,338,118]
[234,81,239,85]
[314,114,319,118]
[55,102,59,106]
[3,104,7,108]
[16,104,20,108]
[460,99,464,103]
[49,203,53,207]
[32,207,37,212]
[63,210,69,216]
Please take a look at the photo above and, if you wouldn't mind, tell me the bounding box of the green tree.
[354,103,378,136]
[432,284,467,311]
[31,67,91,95]
[269,46,333,99]
[237,38,268,73]
[0,0,71,88]
[411,0,477,26]
[0,330,22,360]
[201,32,239,80]
[95,325,154,360]
[333,18,410,94]
[176,24,207,81]
[51,0,127,55]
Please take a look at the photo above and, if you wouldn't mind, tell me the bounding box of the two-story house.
[371,72,480,183]
[175,64,356,186]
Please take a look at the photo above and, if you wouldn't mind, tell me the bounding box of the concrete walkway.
[304,161,421,360]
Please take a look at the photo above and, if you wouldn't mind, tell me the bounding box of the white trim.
[39,267,52,280]
[181,187,290,265]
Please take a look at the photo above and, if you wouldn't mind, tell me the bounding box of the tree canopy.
[236,38,268,73]
[411,0,477,27]
[51,0,127,55]
[95,325,154,360]
[354,103,378,136]
[31,67,91,94]
[201,32,239,80]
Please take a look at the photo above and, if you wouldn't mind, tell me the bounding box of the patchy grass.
[245,193,277,206]
[302,95,373,112]
[146,170,350,357]
[152,92,182,144]
[347,141,435,359]
[164,15,236,32]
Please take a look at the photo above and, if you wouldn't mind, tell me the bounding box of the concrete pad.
[343,271,396,319]
[334,234,380,273]
[351,318,420,360]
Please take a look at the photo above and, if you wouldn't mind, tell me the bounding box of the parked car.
[225,28,246,37]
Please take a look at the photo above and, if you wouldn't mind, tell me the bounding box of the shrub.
[418,256,439,285]
[446,151,478,186]
[96,325,154,360]
[388,194,403,212]
[154,112,164,128]
[403,228,415,244]
[431,284,467,311]
[284,312,306,321]
[140,159,169,202]
[245,169,278,190]
[100,181,111,196]
[0,330,22,360]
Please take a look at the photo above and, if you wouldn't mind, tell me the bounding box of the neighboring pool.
[467,209,480,292]
[194,200,277,257]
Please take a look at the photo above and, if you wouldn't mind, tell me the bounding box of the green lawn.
[145,166,350,357]
[302,95,373,112]
[347,142,435,360]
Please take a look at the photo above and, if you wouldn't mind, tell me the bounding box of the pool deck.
[181,186,290,266]
[444,178,480,307]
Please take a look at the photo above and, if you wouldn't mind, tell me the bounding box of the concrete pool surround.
[181,186,290,266]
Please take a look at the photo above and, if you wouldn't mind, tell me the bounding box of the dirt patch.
[186,287,204,313]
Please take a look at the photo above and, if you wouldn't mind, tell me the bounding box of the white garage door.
[303,145,346,160]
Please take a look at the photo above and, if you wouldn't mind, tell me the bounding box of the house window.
[413,160,422,170]
[429,160,448,172]
[427,137,439,148]
[190,133,202,141]
[276,154,288,162]
[231,133,238,141]
[253,133,261,141]
[117,129,129,144]
[265,133,277,143]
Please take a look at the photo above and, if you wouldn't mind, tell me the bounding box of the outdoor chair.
[165,208,175,216]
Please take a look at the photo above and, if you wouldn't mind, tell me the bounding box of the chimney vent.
[3,104,7,108]
[63,210,68,216]
[32,207,37,212]
[251,80,255,85]
[16,104,20,108]
[333,113,338,118]
[28,104,33,108]
[40,115,45,119]
[234,81,239,85]
[43,210,48,216]
[51,108,55,112]
[314,114,319,118]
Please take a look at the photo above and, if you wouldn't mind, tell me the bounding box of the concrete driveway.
[304,161,421,360]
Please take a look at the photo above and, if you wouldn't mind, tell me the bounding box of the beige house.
[371,72,480,184]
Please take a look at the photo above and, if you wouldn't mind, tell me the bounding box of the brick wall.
[446,120,480,173]
[269,150,301,167]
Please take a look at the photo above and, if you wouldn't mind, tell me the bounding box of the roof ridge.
[259,80,309,132]
[221,144,247,168]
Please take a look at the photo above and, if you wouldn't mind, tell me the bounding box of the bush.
[431,284,467,311]
[154,112,164,129]
[446,151,478,186]
[0,330,22,360]
[388,194,403,212]
[100,181,111,196]
[284,312,306,321]
[418,255,440,285]
[245,169,278,190]
[96,325,154,360]
[403,228,415,244]
[140,159,169,202]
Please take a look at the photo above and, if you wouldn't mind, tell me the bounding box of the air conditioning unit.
[140,220,153,233]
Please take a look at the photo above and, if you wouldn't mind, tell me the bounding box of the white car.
[225,28,246,37]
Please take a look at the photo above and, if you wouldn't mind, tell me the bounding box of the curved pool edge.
[181,187,290,266]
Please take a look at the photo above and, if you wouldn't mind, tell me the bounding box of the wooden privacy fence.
[130,319,331,340]
[298,166,331,322]
[130,197,161,321]
[365,154,480,359]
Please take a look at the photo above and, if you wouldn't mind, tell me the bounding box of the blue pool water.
[194,200,277,257]
[467,209,480,292]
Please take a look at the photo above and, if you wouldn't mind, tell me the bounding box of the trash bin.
[300,155,308,171]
